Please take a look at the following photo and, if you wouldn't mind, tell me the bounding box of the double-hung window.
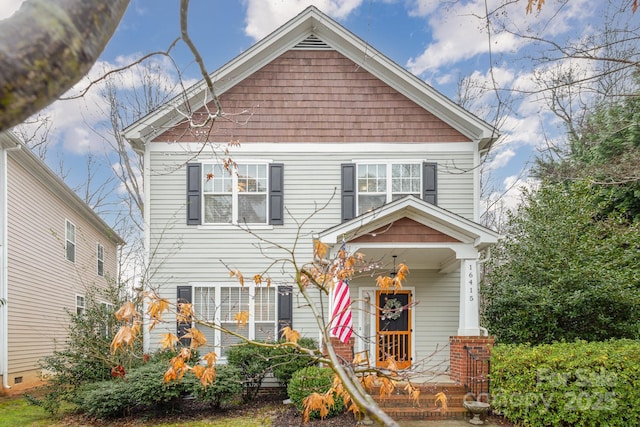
[76,295,85,315]
[357,163,421,215]
[193,284,276,357]
[65,220,76,262]
[202,163,268,224]
[97,243,104,276]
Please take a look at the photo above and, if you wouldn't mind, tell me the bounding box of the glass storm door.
[376,290,411,369]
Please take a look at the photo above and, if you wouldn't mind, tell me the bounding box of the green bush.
[226,342,274,401]
[225,338,319,400]
[75,357,191,418]
[271,337,317,386]
[26,281,139,414]
[287,366,344,420]
[491,340,640,426]
[187,364,243,408]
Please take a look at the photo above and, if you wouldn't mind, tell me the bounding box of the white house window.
[193,284,277,357]
[97,243,104,276]
[202,163,268,225]
[76,295,85,315]
[100,302,114,337]
[65,220,76,262]
[357,163,421,214]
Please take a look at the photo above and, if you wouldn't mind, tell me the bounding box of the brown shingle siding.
[154,50,470,144]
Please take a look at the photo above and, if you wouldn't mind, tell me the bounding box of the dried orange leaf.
[200,366,216,386]
[281,326,300,343]
[202,351,217,367]
[114,301,137,322]
[434,391,448,411]
[314,240,328,260]
[160,333,180,351]
[110,324,137,354]
[182,327,207,349]
[229,269,245,286]
[146,298,170,319]
[234,311,249,327]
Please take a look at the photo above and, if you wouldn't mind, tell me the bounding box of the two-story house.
[0,131,124,392]
[123,6,499,384]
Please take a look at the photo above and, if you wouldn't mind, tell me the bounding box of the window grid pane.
[195,287,216,322]
[392,163,420,196]
[220,287,250,322]
[66,221,76,262]
[203,163,268,224]
[254,287,275,321]
[97,244,104,276]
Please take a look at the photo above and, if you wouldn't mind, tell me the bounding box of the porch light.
[390,255,397,278]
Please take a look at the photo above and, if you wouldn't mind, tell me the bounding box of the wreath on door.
[381,298,403,321]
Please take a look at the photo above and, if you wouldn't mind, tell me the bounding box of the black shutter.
[186,163,202,225]
[422,162,437,205]
[176,286,192,346]
[341,163,356,222]
[269,163,284,225]
[277,286,293,337]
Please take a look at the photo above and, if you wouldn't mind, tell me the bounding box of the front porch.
[318,197,498,419]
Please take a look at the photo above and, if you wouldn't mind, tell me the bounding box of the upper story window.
[203,163,268,225]
[187,162,284,226]
[65,220,76,262]
[357,163,421,215]
[97,243,104,276]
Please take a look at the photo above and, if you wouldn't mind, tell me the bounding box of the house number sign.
[468,263,475,302]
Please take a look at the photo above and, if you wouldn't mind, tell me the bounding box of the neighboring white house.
[0,131,124,393]
[124,6,499,380]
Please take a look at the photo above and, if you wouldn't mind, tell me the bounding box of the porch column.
[458,258,480,335]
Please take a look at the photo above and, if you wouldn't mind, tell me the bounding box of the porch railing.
[377,331,410,368]
[463,345,491,402]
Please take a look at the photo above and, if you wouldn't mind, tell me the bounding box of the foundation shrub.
[287,366,344,420]
[491,339,640,426]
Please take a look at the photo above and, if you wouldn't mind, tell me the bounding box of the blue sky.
[1,0,620,219]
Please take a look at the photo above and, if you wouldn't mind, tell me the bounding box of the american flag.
[329,242,352,343]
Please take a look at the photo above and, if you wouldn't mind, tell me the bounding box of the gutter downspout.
[476,247,491,337]
[1,145,19,390]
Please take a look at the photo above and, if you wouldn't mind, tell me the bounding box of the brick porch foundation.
[325,337,355,363]
[449,336,494,385]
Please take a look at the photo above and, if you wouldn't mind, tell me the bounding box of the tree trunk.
[0,0,129,131]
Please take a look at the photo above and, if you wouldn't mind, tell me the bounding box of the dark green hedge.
[491,340,640,426]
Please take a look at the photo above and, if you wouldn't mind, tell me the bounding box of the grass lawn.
[0,394,278,427]
[0,395,67,427]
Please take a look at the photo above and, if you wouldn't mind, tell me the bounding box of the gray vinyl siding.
[6,154,118,376]
[146,146,474,349]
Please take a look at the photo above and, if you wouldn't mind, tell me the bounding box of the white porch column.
[458,258,481,335]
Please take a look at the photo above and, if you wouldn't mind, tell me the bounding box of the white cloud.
[487,147,515,171]
[244,0,363,40]
[482,175,539,219]
[406,0,593,77]
[0,0,23,20]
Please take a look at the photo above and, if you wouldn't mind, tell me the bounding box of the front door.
[376,290,411,369]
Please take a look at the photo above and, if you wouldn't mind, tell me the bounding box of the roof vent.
[293,34,331,50]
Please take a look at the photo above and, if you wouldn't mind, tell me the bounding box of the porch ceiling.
[355,246,455,271]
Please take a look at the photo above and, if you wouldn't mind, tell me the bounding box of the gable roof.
[123,6,498,152]
[0,131,125,245]
[317,195,500,271]
[318,195,500,251]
